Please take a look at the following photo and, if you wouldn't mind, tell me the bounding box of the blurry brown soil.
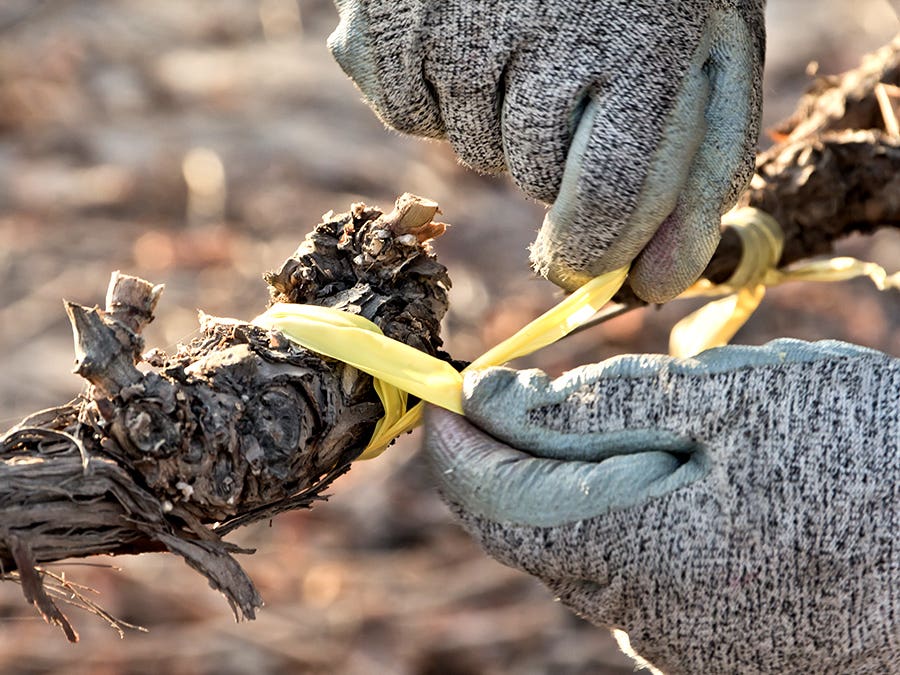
[0,2,897,674]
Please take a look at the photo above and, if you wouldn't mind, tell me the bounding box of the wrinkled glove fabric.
[329,0,766,301]
[424,340,900,674]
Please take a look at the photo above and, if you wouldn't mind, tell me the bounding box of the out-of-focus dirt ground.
[0,2,897,673]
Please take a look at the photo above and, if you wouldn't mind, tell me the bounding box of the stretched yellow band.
[253,207,898,459]
[253,266,629,459]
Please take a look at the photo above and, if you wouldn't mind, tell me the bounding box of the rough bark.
[772,37,900,143]
[0,194,450,640]
[703,131,900,284]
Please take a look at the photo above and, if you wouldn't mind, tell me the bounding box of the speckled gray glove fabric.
[424,340,900,674]
[328,1,765,302]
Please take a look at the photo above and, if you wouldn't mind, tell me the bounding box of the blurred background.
[0,1,897,673]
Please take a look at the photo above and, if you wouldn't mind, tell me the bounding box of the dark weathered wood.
[0,194,450,638]
[772,37,900,142]
[703,131,900,284]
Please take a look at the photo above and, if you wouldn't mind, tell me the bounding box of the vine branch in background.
[2,39,900,640]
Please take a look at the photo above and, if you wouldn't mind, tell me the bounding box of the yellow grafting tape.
[669,285,766,359]
[254,304,465,413]
[254,207,897,455]
[254,265,629,459]
[671,207,899,357]
[468,266,629,370]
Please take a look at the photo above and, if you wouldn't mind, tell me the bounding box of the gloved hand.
[423,340,900,674]
[328,1,765,302]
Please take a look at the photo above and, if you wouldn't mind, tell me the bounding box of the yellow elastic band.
[670,207,899,357]
[253,206,897,457]
[253,266,629,459]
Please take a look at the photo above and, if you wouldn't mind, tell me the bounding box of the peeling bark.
[0,194,450,637]
[708,38,900,284]
[772,37,900,143]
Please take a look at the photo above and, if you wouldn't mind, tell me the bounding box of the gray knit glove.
[423,340,900,674]
[328,1,765,302]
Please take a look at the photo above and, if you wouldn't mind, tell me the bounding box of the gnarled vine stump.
[0,194,450,639]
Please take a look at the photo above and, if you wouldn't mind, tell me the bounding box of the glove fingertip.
[461,367,559,445]
[462,366,526,413]
[422,405,531,518]
[629,207,720,303]
[327,5,380,102]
